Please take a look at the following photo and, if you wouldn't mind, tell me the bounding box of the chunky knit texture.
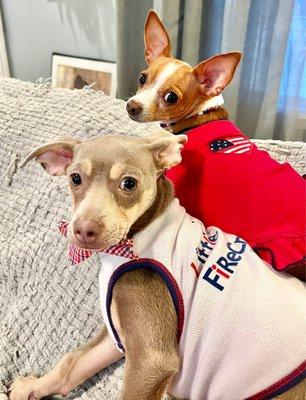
[0,77,305,399]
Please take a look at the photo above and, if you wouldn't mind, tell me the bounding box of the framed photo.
[52,54,117,97]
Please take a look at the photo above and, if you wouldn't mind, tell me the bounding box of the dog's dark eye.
[120,177,138,192]
[70,173,82,186]
[138,73,147,86]
[164,91,178,104]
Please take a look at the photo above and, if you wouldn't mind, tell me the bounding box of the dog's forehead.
[147,58,192,84]
[73,135,151,173]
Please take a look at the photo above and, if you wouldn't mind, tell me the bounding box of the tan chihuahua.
[9,134,306,400]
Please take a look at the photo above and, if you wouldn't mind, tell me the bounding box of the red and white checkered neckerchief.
[59,220,138,265]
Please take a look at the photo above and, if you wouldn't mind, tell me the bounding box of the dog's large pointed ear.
[193,52,242,97]
[20,137,81,176]
[144,10,172,64]
[147,134,187,171]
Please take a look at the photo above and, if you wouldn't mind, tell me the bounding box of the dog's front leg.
[112,268,180,400]
[9,325,123,400]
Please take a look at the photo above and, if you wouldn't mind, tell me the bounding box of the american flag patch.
[210,136,252,154]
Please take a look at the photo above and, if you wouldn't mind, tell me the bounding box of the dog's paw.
[9,376,40,400]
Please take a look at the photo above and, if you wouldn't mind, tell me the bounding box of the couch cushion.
[0,77,305,399]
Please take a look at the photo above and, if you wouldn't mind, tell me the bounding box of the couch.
[0,77,305,399]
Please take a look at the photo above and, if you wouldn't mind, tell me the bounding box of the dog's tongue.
[58,221,93,265]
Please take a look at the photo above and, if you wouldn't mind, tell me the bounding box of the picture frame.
[51,54,117,97]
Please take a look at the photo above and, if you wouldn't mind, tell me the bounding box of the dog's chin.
[128,113,146,122]
[71,239,118,252]
[128,112,159,123]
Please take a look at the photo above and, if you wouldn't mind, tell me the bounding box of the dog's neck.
[161,106,229,135]
[128,176,174,238]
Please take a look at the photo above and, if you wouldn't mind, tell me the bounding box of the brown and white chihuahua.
[126,10,240,133]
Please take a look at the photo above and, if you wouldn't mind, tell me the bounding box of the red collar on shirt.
[174,120,245,142]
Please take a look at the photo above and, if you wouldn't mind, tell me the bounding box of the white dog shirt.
[99,199,306,400]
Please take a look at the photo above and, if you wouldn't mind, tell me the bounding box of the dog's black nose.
[126,100,143,116]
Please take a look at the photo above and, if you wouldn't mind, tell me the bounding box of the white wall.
[1,0,117,82]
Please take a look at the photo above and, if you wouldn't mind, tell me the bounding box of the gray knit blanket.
[0,77,305,399]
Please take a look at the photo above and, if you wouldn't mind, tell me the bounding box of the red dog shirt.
[166,120,306,278]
